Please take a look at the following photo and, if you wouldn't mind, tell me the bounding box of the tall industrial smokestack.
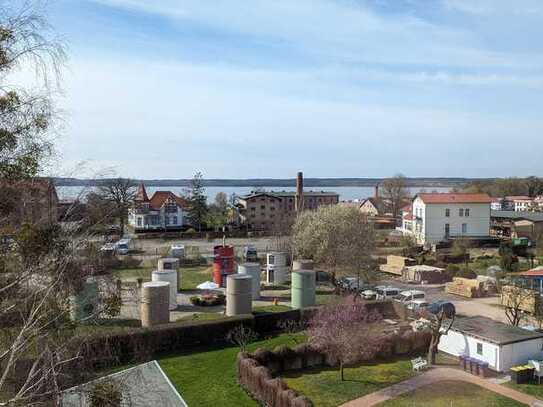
[295,171,304,213]
[375,184,379,199]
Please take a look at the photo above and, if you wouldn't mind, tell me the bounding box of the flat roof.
[491,210,543,223]
[449,316,543,346]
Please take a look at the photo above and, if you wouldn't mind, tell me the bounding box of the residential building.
[0,178,58,232]
[490,198,504,211]
[506,196,533,212]
[399,193,492,245]
[359,197,385,216]
[237,190,339,231]
[129,183,189,232]
[438,315,543,372]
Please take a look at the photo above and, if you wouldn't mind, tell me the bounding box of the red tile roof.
[416,193,492,204]
[506,196,532,201]
[518,267,543,277]
[149,191,187,210]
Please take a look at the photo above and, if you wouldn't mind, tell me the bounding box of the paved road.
[340,367,539,406]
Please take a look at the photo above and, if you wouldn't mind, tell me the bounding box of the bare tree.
[381,174,409,218]
[501,284,533,326]
[307,298,382,381]
[226,325,258,352]
[292,205,376,290]
[97,178,136,236]
[422,302,456,365]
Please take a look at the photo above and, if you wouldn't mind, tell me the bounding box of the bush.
[190,293,225,306]
[88,381,122,407]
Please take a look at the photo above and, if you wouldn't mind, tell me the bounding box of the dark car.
[426,300,456,318]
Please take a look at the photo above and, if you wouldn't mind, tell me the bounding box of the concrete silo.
[140,281,170,327]
[291,270,316,309]
[226,274,252,316]
[238,262,261,299]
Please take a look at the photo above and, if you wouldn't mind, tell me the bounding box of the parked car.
[426,300,456,317]
[115,238,134,255]
[395,290,426,303]
[100,242,116,255]
[361,289,378,300]
[406,299,430,311]
[375,286,400,300]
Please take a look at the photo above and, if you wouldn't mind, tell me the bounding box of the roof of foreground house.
[518,266,543,278]
[449,316,543,345]
[61,361,188,407]
[415,193,492,204]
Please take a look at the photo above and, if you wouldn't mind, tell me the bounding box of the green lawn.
[283,358,416,407]
[506,380,543,400]
[113,265,211,290]
[380,380,525,407]
[252,305,292,313]
[158,333,304,407]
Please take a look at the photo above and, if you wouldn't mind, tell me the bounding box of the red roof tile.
[416,193,492,204]
[519,267,543,277]
[149,191,187,210]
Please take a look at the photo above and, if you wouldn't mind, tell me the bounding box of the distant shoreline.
[53,177,485,188]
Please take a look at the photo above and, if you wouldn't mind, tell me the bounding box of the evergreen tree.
[186,171,208,231]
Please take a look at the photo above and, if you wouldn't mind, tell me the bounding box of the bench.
[411,357,428,371]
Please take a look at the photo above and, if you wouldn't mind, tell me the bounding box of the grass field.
[283,358,416,407]
[380,380,525,407]
[159,333,304,407]
[113,265,212,290]
[506,380,543,400]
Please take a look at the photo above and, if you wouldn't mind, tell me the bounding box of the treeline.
[461,176,543,198]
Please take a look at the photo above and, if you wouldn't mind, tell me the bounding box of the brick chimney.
[374,184,379,199]
[295,171,304,213]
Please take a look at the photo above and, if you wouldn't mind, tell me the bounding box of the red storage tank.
[213,245,235,287]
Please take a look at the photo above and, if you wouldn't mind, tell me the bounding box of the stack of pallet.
[445,277,483,298]
[380,255,417,276]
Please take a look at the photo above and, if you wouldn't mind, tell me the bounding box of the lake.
[57,185,451,202]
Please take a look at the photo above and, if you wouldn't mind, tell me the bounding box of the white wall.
[438,330,500,370]
[421,202,490,245]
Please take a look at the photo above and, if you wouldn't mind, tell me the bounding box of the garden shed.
[438,316,543,372]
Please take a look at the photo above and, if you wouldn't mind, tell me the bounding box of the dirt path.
[339,367,540,407]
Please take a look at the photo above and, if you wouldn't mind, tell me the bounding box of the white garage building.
[438,316,543,372]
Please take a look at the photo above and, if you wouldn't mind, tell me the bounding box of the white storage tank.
[266,265,288,285]
[140,281,170,327]
[152,258,179,310]
[267,252,288,267]
[238,262,261,299]
[226,274,252,316]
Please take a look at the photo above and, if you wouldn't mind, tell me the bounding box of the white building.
[129,183,189,232]
[506,196,534,212]
[438,316,543,372]
[400,193,491,245]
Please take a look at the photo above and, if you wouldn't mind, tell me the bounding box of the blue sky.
[38,0,543,178]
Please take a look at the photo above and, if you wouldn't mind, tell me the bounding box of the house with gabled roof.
[129,183,189,232]
[401,192,492,246]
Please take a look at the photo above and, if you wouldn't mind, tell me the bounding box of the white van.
[406,299,430,311]
[375,286,400,300]
[395,290,426,303]
[115,238,133,255]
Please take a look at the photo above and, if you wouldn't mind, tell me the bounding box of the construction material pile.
[445,277,484,298]
[380,255,417,276]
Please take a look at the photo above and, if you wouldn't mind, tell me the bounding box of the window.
[465,208,470,217]
[165,216,170,225]
[173,216,178,224]
[462,223,467,234]
[260,205,266,210]
[459,208,464,217]
[137,217,142,226]
[445,208,450,217]
[477,342,483,355]
[445,223,450,236]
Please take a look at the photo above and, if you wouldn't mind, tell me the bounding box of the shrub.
[88,381,122,407]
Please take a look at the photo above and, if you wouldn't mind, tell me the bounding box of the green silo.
[291,270,316,309]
